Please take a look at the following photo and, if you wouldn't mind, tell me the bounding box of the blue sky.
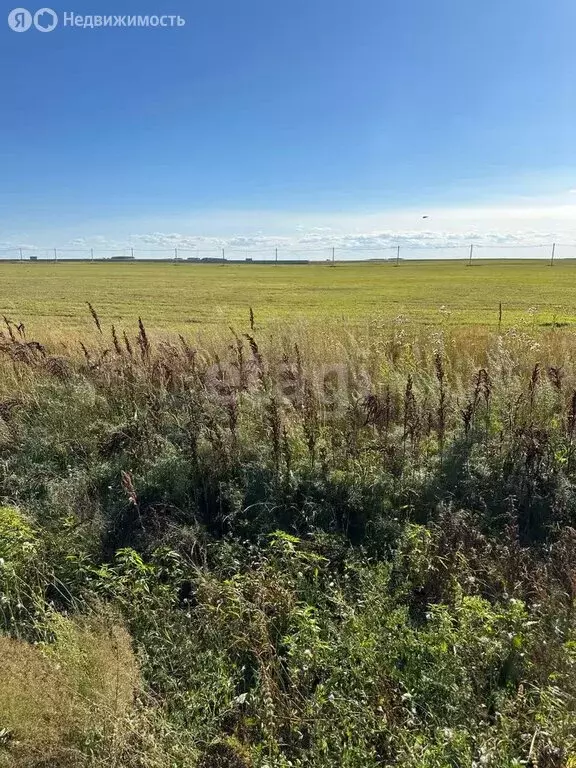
[1,0,575,255]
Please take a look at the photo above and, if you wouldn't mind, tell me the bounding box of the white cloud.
[0,241,39,253]
[2,194,575,260]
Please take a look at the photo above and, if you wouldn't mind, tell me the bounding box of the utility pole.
[275,247,278,264]
[396,245,400,266]
[54,248,57,262]
[19,248,23,262]
[332,247,335,265]
[550,242,556,267]
[468,244,474,266]
[174,247,178,262]
[90,248,94,262]
[222,248,225,264]
[131,247,134,259]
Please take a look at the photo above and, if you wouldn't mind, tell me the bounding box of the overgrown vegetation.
[1,310,576,766]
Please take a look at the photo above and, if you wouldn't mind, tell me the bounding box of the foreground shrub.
[0,506,46,637]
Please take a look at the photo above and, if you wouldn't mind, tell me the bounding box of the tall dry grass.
[1,308,576,766]
[0,612,139,767]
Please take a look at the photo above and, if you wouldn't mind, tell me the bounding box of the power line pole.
[468,244,474,266]
[54,248,57,263]
[275,247,278,264]
[174,247,178,262]
[90,248,94,262]
[550,242,556,267]
[222,248,225,264]
[332,247,335,265]
[19,248,23,262]
[396,245,400,266]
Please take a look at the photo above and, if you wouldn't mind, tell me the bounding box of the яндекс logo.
[7,7,58,31]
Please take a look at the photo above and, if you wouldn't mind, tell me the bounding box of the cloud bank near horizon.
[2,196,576,256]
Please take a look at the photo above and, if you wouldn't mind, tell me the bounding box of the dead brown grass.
[0,613,139,767]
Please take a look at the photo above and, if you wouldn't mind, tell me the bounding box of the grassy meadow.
[1,260,576,766]
[0,259,575,336]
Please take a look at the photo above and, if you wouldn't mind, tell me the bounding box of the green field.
[0,259,574,335]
